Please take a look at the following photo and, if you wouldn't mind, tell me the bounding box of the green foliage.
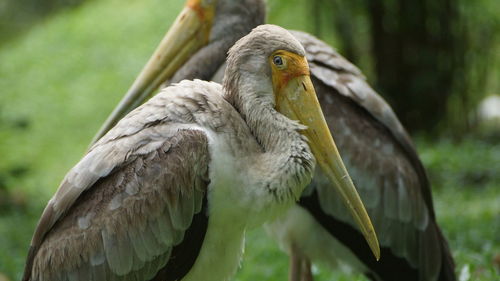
[0,0,88,45]
[0,0,498,280]
[418,137,500,281]
[418,137,500,191]
[446,0,500,134]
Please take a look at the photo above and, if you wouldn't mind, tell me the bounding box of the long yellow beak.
[277,75,381,261]
[90,1,214,145]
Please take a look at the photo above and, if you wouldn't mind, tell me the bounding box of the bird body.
[24,24,378,281]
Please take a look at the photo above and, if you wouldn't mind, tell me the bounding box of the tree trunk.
[366,0,460,133]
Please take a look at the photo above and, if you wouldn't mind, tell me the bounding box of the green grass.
[417,137,500,280]
[0,0,499,280]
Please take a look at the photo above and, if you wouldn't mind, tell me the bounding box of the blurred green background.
[0,0,499,280]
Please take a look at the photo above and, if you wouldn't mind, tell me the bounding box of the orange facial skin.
[270,50,310,95]
[187,0,216,22]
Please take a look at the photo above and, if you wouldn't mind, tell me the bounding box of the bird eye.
[273,55,284,66]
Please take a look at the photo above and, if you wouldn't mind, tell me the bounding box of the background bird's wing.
[23,82,221,281]
[290,30,417,158]
[292,30,454,281]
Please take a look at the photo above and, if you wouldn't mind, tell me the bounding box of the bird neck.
[212,0,266,42]
[224,73,304,153]
[248,105,305,154]
[228,72,314,182]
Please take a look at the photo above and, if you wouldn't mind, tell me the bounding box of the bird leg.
[300,257,313,281]
[289,243,302,281]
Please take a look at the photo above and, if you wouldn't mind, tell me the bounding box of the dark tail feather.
[437,227,456,281]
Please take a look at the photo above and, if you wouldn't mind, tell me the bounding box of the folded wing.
[23,82,220,281]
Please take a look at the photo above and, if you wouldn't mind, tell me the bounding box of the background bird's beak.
[90,0,214,145]
[276,75,381,261]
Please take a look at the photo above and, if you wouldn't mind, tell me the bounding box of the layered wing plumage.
[291,31,454,281]
[23,81,227,281]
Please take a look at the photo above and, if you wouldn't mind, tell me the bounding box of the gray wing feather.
[30,129,208,281]
[24,81,222,281]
